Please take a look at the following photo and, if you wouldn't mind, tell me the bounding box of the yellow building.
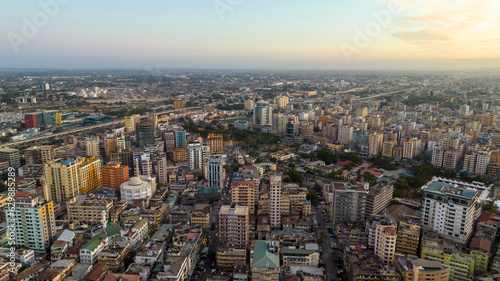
[78,157,102,193]
[231,181,256,214]
[44,158,81,202]
[396,219,421,256]
[191,204,212,228]
[67,194,114,224]
[174,100,185,109]
[173,147,188,162]
[98,242,131,270]
[55,112,62,125]
[470,237,491,274]
[208,133,224,154]
[395,255,450,281]
[382,140,397,157]
[217,247,247,270]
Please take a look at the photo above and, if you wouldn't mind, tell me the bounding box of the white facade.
[188,142,203,170]
[120,176,153,202]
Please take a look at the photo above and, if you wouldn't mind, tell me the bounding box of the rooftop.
[252,240,280,269]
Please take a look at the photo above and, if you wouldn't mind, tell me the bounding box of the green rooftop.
[425,181,478,199]
[282,247,316,255]
[105,223,121,237]
[252,240,280,269]
[82,233,106,251]
[132,219,148,231]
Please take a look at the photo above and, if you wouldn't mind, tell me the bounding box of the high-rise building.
[285,121,299,138]
[395,218,421,256]
[373,220,398,264]
[422,179,486,244]
[431,147,445,168]
[136,121,155,148]
[55,112,62,125]
[403,138,421,159]
[322,123,338,141]
[207,133,223,154]
[274,95,289,109]
[463,150,491,174]
[368,132,384,155]
[0,148,21,168]
[272,113,287,137]
[78,157,102,194]
[218,205,249,249]
[124,116,136,132]
[356,107,368,117]
[85,137,100,158]
[101,161,129,191]
[188,142,203,170]
[24,114,37,128]
[338,125,353,145]
[253,102,272,126]
[460,104,470,116]
[299,122,314,137]
[157,156,168,185]
[331,181,368,224]
[365,182,393,217]
[478,113,497,127]
[105,137,116,158]
[208,158,224,190]
[231,181,256,214]
[269,175,282,227]
[67,194,114,224]
[7,193,56,252]
[382,140,397,157]
[25,146,54,165]
[244,99,254,110]
[174,130,187,148]
[44,158,80,202]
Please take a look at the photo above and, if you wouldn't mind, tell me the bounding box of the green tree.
[307,191,319,205]
[485,200,498,214]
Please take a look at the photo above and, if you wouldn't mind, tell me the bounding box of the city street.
[314,204,340,281]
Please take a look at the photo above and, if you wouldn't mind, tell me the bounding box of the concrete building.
[395,255,450,281]
[463,150,491,175]
[173,147,188,163]
[253,101,273,126]
[231,180,255,214]
[188,142,203,170]
[274,95,289,109]
[382,140,397,157]
[331,181,368,224]
[120,160,156,203]
[272,113,287,137]
[207,133,223,154]
[270,175,282,228]
[218,205,249,249]
[78,157,102,194]
[207,158,224,190]
[6,193,56,252]
[282,246,319,269]
[395,218,421,256]
[403,138,421,159]
[191,204,212,228]
[174,130,187,148]
[0,148,20,168]
[44,158,81,202]
[85,137,100,158]
[173,100,184,109]
[136,121,155,148]
[67,194,113,224]
[338,125,353,145]
[251,241,280,281]
[369,132,384,155]
[373,221,398,264]
[356,107,368,117]
[365,182,393,217]
[422,179,487,244]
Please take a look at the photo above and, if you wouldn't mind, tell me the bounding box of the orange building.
[173,147,188,162]
[101,161,129,191]
[105,138,117,158]
[208,133,223,154]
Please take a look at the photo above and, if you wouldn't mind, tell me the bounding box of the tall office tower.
[188,142,203,170]
[356,106,368,117]
[101,161,129,191]
[231,180,256,214]
[253,101,273,126]
[174,130,187,148]
[272,113,287,137]
[7,194,56,252]
[218,205,249,249]
[44,159,80,202]
[208,158,224,190]
[208,133,223,154]
[368,132,384,155]
[331,181,368,224]
[274,95,289,109]
[116,135,126,150]
[164,131,176,152]
[136,121,155,148]
[269,174,282,227]
[337,125,353,145]
[460,104,470,116]
[0,148,21,168]
[124,116,136,132]
[422,180,486,244]
[85,137,100,157]
[373,221,398,264]
[285,121,300,138]
[105,137,116,158]
[157,156,168,185]
[78,157,102,193]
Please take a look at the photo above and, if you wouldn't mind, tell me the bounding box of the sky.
[1,0,499,71]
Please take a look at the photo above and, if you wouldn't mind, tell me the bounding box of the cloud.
[375,0,500,59]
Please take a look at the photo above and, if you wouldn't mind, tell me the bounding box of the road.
[314,204,341,281]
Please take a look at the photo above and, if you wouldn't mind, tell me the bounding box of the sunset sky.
[1,0,499,70]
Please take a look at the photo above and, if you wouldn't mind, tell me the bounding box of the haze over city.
[1,0,500,70]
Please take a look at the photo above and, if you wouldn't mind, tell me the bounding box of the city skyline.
[1,0,499,71]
